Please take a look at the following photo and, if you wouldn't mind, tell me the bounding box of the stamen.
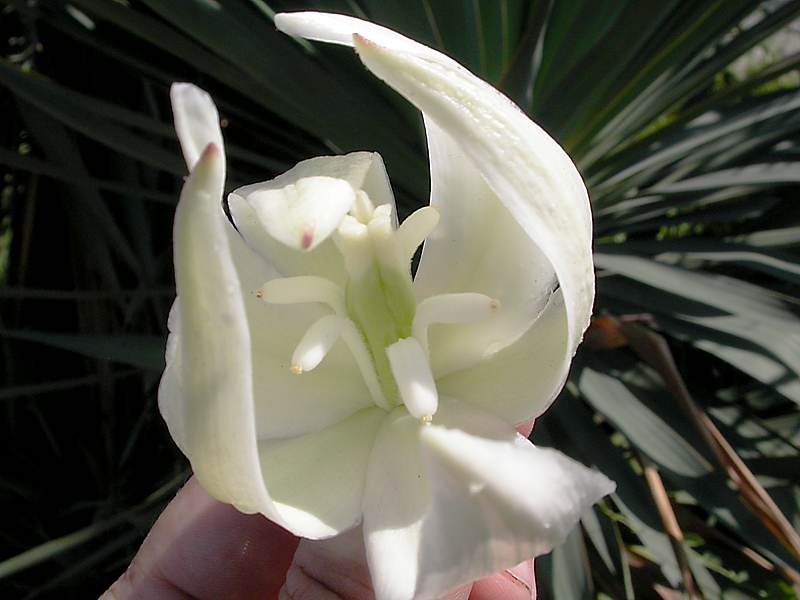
[412,293,500,355]
[395,206,440,261]
[257,276,346,315]
[291,315,346,373]
[334,215,372,280]
[368,204,405,275]
[386,337,438,421]
[339,319,392,411]
[352,190,375,224]
[289,313,391,409]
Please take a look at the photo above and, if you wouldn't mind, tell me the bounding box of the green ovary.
[345,260,416,405]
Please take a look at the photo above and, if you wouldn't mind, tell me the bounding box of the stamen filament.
[395,206,440,262]
[339,319,393,411]
[353,190,375,224]
[386,337,438,421]
[412,292,500,355]
[368,204,405,276]
[289,314,392,410]
[334,215,372,281]
[258,276,346,315]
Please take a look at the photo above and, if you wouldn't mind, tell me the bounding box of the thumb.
[280,527,472,600]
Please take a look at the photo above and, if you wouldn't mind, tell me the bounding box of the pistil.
[254,184,500,423]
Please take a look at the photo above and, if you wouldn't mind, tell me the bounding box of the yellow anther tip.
[420,414,433,425]
[489,299,501,312]
[290,364,304,375]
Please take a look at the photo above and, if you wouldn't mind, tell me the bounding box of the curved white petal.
[229,152,395,285]
[437,290,570,424]
[168,143,271,515]
[276,12,447,62]
[161,88,376,532]
[171,83,224,171]
[274,12,594,414]
[163,140,374,532]
[353,37,593,362]
[158,301,186,454]
[258,407,386,539]
[416,120,555,377]
[362,400,614,600]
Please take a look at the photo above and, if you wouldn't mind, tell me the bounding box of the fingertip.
[470,559,535,600]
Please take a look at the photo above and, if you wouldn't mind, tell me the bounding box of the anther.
[420,414,433,425]
[290,364,304,375]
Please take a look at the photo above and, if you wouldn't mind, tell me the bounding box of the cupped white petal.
[437,290,571,424]
[362,399,614,600]
[229,152,395,285]
[170,83,224,171]
[416,121,556,377]
[258,407,386,539]
[274,13,594,416]
[241,176,355,252]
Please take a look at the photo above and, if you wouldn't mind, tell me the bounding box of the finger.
[516,418,535,438]
[469,559,535,600]
[102,477,299,600]
[280,527,373,600]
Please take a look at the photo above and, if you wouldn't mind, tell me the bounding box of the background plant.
[1,1,799,598]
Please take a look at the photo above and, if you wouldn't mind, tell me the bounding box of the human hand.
[102,423,537,600]
[101,478,535,600]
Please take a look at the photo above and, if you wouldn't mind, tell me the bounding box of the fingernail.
[504,559,535,599]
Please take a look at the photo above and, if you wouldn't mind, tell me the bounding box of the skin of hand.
[102,422,537,600]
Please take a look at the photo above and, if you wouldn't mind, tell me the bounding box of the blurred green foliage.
[1,0,799,598]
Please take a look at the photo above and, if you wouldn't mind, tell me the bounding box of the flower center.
[255,187,498,422]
